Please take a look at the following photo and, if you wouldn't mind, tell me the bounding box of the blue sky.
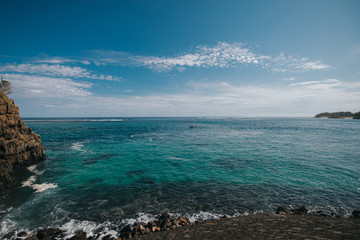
[1,0,359,117]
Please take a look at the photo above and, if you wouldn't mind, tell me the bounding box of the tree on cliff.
[0,77,12,95]
[353,111,360,119]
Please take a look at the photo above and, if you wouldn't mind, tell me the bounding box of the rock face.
[0,93,45,189]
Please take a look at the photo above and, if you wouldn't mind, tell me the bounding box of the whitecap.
[22,165,58,193]
[120,212,158,226]
[184,211,225,222]
[0,219,17,239]
[27,165,44,175]
[21,175,37,187]
[120,211,233,227]
[60,219,118,239]
[31,183,58,193]
[71,142,85,151]
[27,165,37,173]
[169,156,186,161]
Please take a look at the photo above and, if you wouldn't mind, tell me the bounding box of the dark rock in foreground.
[120,212,191,239]
[353,210,360,219]
[69,230,87,240]
[0,93,45,189]
[4,207,360,240]
[135,214,360,240]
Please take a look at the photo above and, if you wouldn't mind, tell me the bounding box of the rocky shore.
[3,207,360,240]
[0,93,45,189]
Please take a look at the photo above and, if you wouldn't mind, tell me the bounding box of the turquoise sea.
[1,117,359,238]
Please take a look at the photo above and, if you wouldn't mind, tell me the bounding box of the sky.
[0,0,359,117]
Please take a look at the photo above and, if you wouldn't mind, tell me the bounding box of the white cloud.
[0,63,122,81]
[289,79,343,89]
[0,63,89,77]
[273,53,331,72]
[89,42,271,72]
[33,57,74,64]
[295,61,330,71]
[18,79,359,117]
[3,73,93,98]
[132,42,270,71]
[88,42,331,73]
[94,61,106,66]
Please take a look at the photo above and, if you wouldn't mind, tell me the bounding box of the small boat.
[189,125,197,128]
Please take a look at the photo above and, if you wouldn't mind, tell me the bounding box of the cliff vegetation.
[315,111,360,119]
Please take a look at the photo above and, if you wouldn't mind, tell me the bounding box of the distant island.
[315,111,360,119]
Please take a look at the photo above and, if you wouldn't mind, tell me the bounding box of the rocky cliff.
[0,93,45,189]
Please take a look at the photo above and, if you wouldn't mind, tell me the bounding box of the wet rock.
[178,216,190,226]
[159,218,171,230]
[147,221,160,232]
[101,234,114,240]
[25,235,38,240]
[4,230,15,239]
[292,206,309,215]
[36,228,62,240]
[132,222,148,236]
[330,212,341,218]
[276,206,290,215]
[314,210,328,217]
[119,213,192,239]
[18,231,28,238]
[69,230,87,240]
[86,234,101,240]
[171,218,181,226]
[157,212,172,230]
[159,212,171,221]
[352,210,360,219]
[119,225,132,239]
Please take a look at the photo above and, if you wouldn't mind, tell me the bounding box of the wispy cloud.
[88,42,331,73]
[120,89,133,93]
[289,79,343,89]
[3,73,92,98]
[32,57,75,64]
[0,63,122,81]
[20,78,359,117]
[4,42,330,76]
[133,42,270,71]
[273,53,331,72]
[289,79,360,91]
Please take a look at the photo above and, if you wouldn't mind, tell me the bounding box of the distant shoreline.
[315,111,360,119]
[317,116,354,119]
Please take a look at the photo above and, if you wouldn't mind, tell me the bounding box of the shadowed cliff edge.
[0,92,45,189]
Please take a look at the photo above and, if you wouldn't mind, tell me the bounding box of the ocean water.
[1,117,359,238]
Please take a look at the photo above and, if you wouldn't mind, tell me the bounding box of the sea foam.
[21,165,57,193]
[71,142,85,151]
[60,219,118,239]
[31,183,58,193]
